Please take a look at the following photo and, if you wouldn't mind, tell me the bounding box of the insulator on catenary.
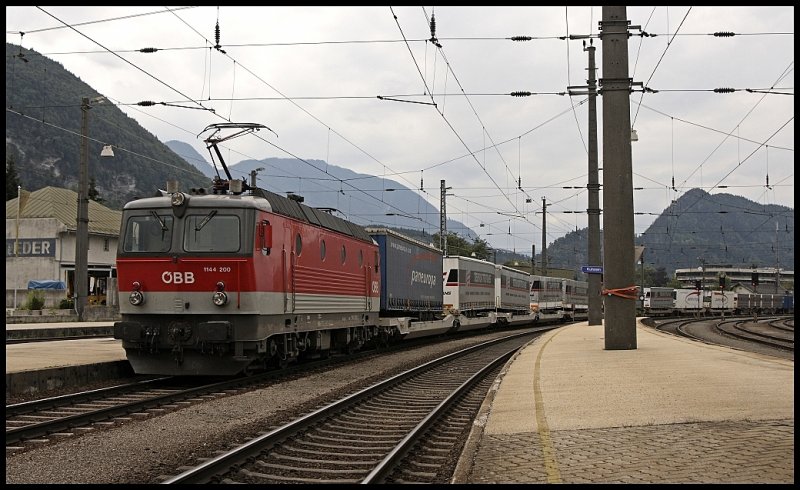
[714,88,735,93]
[713,31,735,37]
[137,101,156,106]
[139,47,158,53]
[510,91,532,97]
[511,36,532,41]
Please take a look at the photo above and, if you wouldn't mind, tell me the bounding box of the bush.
[24,291,45,310]
[59,298,75,309]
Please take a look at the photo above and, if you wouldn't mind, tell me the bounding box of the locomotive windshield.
[120,208,247,254]
[183,213,241,252]
[122,213,174,252]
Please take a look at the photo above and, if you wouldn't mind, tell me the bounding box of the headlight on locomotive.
[212,281,228,306]
[171,191,186,207]
[129,281,145,306]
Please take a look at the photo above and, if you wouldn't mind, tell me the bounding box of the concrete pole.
[541,197,547,277]
[440,180,448,256]
[600,6,637,349]
[586,41,603,326]
[75,97,90,321]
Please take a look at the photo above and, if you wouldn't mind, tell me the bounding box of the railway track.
[5,376,242,450]
[718,318,794,351]
[6,324,556,455]
[161,330,541,484]
[5,348,381,452]
[648,315,794,359]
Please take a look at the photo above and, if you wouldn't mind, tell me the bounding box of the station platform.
[451,319,794,484]
[5,322,130,399]
[6,321,114,342]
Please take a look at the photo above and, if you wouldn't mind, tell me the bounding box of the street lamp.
[75,96,111,321]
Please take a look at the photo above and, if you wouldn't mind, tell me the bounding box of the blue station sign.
[581,265,603,274]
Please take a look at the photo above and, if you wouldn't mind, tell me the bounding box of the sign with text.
[581,265,603,274]
[6,239,56,257]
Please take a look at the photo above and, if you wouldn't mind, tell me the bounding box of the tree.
[88,176,104,203]
[653,267,669,287]
[470,236,491,261]
[6,154,21,200]
[429,232,494,261]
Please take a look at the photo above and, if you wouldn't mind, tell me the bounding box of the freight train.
[638,287,793,317]
[112,123,587,376]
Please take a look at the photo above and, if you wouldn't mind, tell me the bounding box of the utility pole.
[440,180,447,255]
[568,40,603,325]
[75,96,111,322]
[531,244,536,275]
[775,221,780,293]
[640,248,645,310]
[75,97,90,322]
[600,6,638,349]
[586,40,602,326]
[541,197,547,277]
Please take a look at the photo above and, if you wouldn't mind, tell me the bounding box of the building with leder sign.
[6,186,122,309]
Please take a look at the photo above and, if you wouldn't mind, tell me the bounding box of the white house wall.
[6,216,119,296]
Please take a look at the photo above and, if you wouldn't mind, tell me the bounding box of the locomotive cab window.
[122,213,173,253]
[184,213,240,252]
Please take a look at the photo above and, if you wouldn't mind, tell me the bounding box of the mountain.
[5,43,209,210]
[163,140,216,178]
[162,143,480,241]
[543,188,794,278]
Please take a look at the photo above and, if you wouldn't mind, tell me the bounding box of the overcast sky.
[6,6,794,252]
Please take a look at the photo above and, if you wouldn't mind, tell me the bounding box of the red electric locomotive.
[113,124,382,375]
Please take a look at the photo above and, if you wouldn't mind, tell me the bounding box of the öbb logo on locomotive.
[161,271,196,284]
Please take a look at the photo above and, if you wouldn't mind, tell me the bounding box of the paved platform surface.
[452,320,794,484]
[6,337,126,374]
[6,321,114,342]
[6,324,130,398]
[6,321,114,332]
